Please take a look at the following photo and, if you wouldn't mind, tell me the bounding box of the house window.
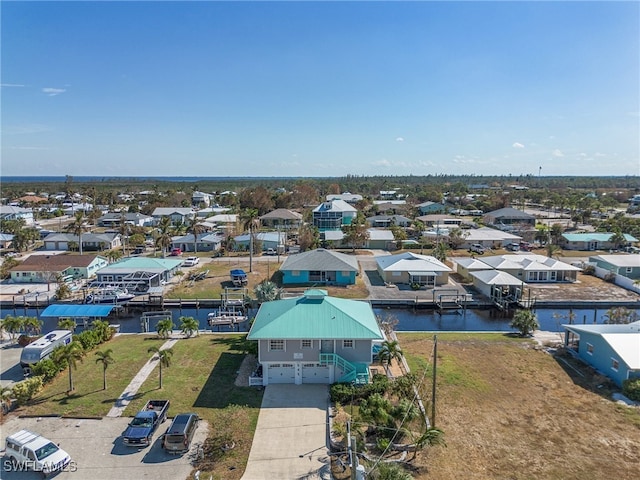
[343,340,354,349]
[292,270,300,276]
[626,267,633,274]
[269,340,285,351]
[301,340,312,349]
[586,343,594,355]
[392,271,401,277]
[611,358,619,371]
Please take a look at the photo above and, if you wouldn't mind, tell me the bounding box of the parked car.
[162,413,199,454]
[183,256,199,267]
[123,399,170,447]
[469,244,486,254]
[264,248,276,255]
[170,247,182,256]
[506,243,520,252]
[4,429,72,476]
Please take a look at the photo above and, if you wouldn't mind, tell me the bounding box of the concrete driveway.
[241,384,331,480]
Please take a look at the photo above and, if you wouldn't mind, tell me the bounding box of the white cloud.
[512,142,524,148]
[395,137,404,142]
[373,158,392,167]
[552,149,564,157]
[42,87,66,96]
[1,83,25,87]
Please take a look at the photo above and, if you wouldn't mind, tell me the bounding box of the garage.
[267,363,295,384]
[302,363,330,384]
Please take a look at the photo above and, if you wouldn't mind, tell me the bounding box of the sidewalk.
[106,337,179,417]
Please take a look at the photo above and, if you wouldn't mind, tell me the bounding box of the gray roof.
[280,248,359,272]
[484,207,535,220]
[43,232,119,243]
[260,209,303,221]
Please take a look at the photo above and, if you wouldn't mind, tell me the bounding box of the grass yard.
[16,333,263,480]
[398,333,640,480]
[17,335,166,417]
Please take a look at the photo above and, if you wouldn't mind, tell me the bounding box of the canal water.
[0,305,630,336]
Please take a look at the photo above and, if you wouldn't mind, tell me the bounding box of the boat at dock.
[207,308,248,326]
[85,287,136,305]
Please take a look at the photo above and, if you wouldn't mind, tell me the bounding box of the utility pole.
[431,334,438,427]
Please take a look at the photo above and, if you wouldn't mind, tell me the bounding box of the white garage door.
[267,363,295,384]
[302,364,330,384]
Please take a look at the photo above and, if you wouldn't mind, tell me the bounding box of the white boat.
[207,309,248,326]
[85,287,135,304]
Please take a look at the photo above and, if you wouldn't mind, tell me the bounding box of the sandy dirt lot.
[399,335,640,480]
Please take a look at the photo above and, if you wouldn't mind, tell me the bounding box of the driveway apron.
[241,384,331,480]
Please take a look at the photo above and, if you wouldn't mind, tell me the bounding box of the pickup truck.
[122,400,170,447]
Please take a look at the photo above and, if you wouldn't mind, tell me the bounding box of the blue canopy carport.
[41,304,120,332]
[41,304,117,318]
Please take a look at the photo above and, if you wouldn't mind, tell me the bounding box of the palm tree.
[155,217,173,258]
[2,315,24,341]
[22,316,42,337]
[432,240,449,263]
[240,208,260,272]
[94,349,115,390]
[254,280,281,303]
[545,243,561,259]
[66,210,89,255]
[186,213,206,254]
[409,426,446,460]
[58,318,77,332]
[378,340,403,368]
[510,309,539,337]
[156,318,174,339]
[370,462,414,480]
[147,346,173,389]
[104,248,123,263]
[53,341,85,392]
[179,316,199,338]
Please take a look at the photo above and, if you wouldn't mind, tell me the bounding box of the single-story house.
[151,207,195,224]
[376,252,451,287]
[560,233,638,251]
[0,233,14,249]
[477,254,582,283]
[589,254,640,280]
[326,193,363,204]
[0,206,34,225]
[97,212,154,228]
[95,257,183,289]
[43,232,122,252]
[564,322,640,387]
[313,200,357,231]
[204,214,238,228]
[366,215,413,228]
[247,289,384,385]
[461,227,522,249]
[234,231,286,251]
[279,248,359,286]
[453,257,494,281]
[415,214,465,228]
[416,201,446,214]
[484,207,536,229]
[321,229,395,250]
[9,254,108,283]
[171,232,225,253]
[259,209,303,230]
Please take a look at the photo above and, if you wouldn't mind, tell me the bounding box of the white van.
[4,429,72,476]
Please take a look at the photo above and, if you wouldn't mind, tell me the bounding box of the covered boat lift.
[41,304,120,330]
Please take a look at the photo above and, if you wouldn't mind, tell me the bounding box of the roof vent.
[303,289,328,300]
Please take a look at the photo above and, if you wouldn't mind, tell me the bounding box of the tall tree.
[94,349,115,390]
[186,213,206,254]
[66,211,89,255]
[147,346,173,389]
[52,341,85,392]
[155,217,173,258]
[240,208,260,272]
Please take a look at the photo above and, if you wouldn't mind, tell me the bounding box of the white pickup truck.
[4,429,72,477]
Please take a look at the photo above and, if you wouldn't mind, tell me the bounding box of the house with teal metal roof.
[564,322,640,387]
[95,257,183,288]
[560,232,638,251]
[247,290,384,386]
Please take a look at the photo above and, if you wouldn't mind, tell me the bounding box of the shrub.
[582,264,596,276]
[622,378,640,402]
[410,282,421,290]
[12,376,44,405]
[603,272,616,283]
[17,335,36,347]
[75,329,100,350]
[31,358,62,382]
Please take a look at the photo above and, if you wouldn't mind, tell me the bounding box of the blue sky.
[2,1,639,178]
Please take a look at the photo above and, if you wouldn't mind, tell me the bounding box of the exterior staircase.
[319,353,369,384]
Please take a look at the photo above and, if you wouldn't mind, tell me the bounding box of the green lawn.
[21,334,165,417]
